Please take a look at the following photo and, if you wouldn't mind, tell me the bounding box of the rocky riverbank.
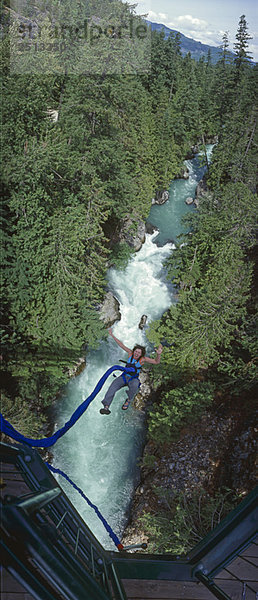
[121,395,257,550]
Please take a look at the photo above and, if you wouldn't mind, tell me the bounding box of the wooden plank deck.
[121,579,257,600]
[1,569,35,600]
[121,543,258,600]
[1,462,30,499]
[122,578,234,599]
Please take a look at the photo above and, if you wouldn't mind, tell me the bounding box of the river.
[53,146,213,549]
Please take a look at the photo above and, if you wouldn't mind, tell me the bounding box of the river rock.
[133,369,152,411]
[121,524,148,552]
[99,292,121,327]
[119,218,146,252]
[185,196,194,205]
[185,137,217,161]
[185,145,199,159]
[138,315,147,330]
[155,237,175,248]
[206,135,218,144]
[68,358,86,378]
[152,190,169,205]
[175,167,190,180]
[46,108,59,122]
[195,178,208,199]
[145,222,158,235]
[194,178,210,208]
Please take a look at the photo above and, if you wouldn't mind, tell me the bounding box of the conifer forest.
[1,0,257,552]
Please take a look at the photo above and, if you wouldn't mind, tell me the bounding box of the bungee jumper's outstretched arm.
[144,344,163,364]
[108,328,132,353]
[108,328,163,363]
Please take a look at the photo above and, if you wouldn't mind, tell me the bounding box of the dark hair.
[132,345,146,357]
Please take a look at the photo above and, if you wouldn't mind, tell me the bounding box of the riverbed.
[52,147,213,549]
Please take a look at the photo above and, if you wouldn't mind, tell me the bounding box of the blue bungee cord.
[0,363,138,551]
[0,364,135,448]
[46,463,124,550]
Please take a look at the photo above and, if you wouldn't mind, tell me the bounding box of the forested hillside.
[1,0,257,500]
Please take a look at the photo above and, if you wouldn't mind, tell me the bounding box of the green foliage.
[216,315,258,392]
[110,242,133,270]
[208,65,257,190]
[1,342,77,410]
[140,488,240,554]
[1,394,46,438]
[148,381,214,444]
[149,182,256,371]
[5,0,151,77]
[138,453,157,472]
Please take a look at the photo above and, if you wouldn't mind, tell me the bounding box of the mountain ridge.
[146,19,235,63]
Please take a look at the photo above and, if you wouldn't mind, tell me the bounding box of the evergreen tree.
[234,14,253,79]
[213,32,234,125]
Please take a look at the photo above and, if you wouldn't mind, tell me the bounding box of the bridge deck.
[122,542,258,598]
[1,449,257,600]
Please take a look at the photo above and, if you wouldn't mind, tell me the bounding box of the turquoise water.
[52,148,213,549]
[148,146,214,245]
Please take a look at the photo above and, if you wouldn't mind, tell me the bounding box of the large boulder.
[138,314,148,330]
[194,178,209,208]
[99,292,121,327]
[185,145,199,159]
[152,190,169,205]
[195,178,208,199]
[145,222,158,235]
[175,167,190,180]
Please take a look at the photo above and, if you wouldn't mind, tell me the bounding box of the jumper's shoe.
[122,399,130,411]
[100,406,111,415]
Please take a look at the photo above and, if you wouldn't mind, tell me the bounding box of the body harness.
[121,354,144,384]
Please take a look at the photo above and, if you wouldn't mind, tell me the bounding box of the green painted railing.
[1,442,127,600]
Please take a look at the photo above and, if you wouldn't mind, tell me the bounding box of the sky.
[133,0,258,61]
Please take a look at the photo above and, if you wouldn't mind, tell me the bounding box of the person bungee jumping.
[100,328,163,414]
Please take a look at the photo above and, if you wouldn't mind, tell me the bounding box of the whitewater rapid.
[53,232,174,548]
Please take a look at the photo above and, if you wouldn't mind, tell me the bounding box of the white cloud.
[249,43,258,61]
[147,10,169,23]
[168,14,224,48]
[148,10,158,19]
[187,31,221,46]
[159,13,168,21]
[176,14,208,30]
[147,12,210,37]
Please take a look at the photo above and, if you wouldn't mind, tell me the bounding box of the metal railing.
[1,441,127,600]
[1,441,257,600]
